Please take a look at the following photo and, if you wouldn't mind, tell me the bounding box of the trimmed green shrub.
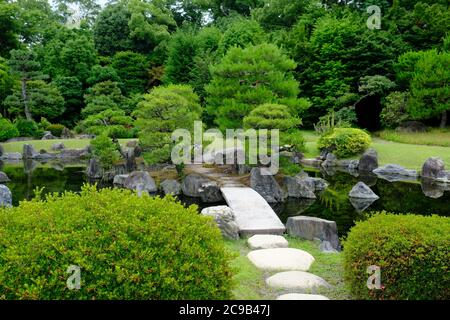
[14,118,42,138]
[343,212,450,300]
[0,185,234,299]
[317,128,371,158]
[46,124,65,137]
[0,118,19,141]
[90,134,120,170]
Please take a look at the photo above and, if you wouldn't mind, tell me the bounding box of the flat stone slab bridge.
[187,165,286,236]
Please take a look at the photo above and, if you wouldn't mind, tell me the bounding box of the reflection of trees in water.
[2,165,86,205]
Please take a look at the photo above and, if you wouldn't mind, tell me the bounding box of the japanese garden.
[0,0,449,301]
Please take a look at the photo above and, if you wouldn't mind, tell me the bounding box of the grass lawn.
[224,237,351,300]
[1,138,136,153]
[376,129,450,147]
[301,130,450,170]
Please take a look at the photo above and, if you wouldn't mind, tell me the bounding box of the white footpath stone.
[276,293,329,300]
[247,235,289,249]
[266,271,331,290]
[247,248,314,271]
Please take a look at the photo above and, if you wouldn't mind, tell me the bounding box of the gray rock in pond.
[0,145,3,157]
[0,172,10,183]
[0,152,22,160]
[250,167,285,203]
[23,144,37,159]
[181,174,210,197]
[373,164,418,182]
[338,159,359,170]
[349,197,378,213]
[113,174,129,187]
[86,158,103,179]
[160,179,181,196]
[0,184,12,208]
[60,148,88,158]
[321,153,337,167]
[51,142,65,151]
[286,216,340,251]
[41,131,56,140]
[308,177,329,192]
[284,176,316,199]
[359,148,378,172]
[199,181,223,202]
[349,182,379,199]
[421,157,447,181]
[201,206,239,240]
[124,171,157,193]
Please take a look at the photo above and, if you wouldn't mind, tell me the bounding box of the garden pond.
[1,160,449,237]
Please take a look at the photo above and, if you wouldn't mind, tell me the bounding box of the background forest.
[0,0,449,160]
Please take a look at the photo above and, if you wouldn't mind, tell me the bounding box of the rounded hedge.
[0,185,234,299]
[343,212,450,300]
[46,124,65,137]
[317,128,371,158]
[14,118,42,138]
[0,118,19,141]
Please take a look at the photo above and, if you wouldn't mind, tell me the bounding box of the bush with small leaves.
[90,134,121,170]
[14,119,42,138]
[343,212,450,300]
[46,124,65,137]
[0,118,19,141]
[0,185,234,299]
[317,128,371,158]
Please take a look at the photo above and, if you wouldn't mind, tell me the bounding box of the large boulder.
[123,171,157,193]
[250,167,285,203]
[358,148,378,172]
[286,216,340,251]
[85,158,103,179]
[421,157,447,180]
[23,144,37,159]
[284,176,316,199]
[113,174,129,187]
[181,174,210,197]
[349,182,379,199]
[160,179,181,196]
[198,181,223,203]
[201,206,239,240]
[0,172,10,183]
[0,184,12,208]
[373,164,418,182]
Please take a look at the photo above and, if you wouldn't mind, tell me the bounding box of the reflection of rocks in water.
[337,166,359,177]
[23,159,38,173]
[50,162,65,171]
[421,178,448,199]
[321,166,337,177]
[271,198,316,219]
[349,197,378,213]
[357,172,378,187]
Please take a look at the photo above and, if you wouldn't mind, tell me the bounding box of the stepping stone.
[247,235,289,249]
[276,293,329,300]
[247,248,314,271]
[266,271,331,290]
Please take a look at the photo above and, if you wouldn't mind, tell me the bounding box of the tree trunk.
[21,79,32,121]
[440,110,447,129]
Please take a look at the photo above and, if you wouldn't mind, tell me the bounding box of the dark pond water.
[1,161,449,237]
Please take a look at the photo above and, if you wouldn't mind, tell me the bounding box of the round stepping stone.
[266,271,331,290]
[247,234,289,249]
[247,248,314,271]
[276,293,329,300]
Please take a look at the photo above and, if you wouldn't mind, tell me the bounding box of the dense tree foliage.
[0,0,448,139]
